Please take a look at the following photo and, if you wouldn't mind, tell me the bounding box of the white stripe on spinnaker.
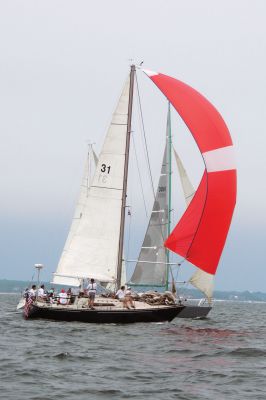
[202,145,236,172]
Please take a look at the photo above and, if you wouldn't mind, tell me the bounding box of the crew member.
[87,278,97,309]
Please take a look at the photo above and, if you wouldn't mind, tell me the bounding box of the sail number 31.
[101,164,111,174]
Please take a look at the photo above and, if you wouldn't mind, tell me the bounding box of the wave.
[228,348,266,357]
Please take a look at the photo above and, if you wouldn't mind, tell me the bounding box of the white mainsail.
[52,77,130,285]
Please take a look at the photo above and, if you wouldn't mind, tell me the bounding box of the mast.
[117,65,135,288]
[165,102,172,291]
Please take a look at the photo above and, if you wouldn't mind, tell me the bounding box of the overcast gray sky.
[0,0,265,291]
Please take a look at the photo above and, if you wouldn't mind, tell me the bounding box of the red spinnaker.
[143,69,237,275]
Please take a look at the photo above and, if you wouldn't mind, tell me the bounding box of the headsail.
[52,145,98,286]
[129,134,169,286]
[142,69,237,300]
[52,76,131,285]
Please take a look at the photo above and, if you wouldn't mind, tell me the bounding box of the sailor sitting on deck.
[115,286,135,309]
[57,289,68,305]
[115,286,125,300]
[48,288,55,304]
[125,287,135,309]
[37,284,47,301]
[28,285,37,300]
[87,278,97,309]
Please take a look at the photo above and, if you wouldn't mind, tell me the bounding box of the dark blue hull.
[26,304,184,323]
[177,305,212,318]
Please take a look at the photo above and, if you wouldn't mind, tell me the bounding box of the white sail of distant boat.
[173,149,195,206]
[129,134,169,286]
[129,106,195,288]
[52,77,131,286]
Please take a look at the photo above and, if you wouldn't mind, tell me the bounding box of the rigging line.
[22,270,36,296]
[136,91,150,181]
[135,75,167,245]
[174,263,181,283]
[135,74,156,200]
[134,79,151,190]
[132,133,148,218]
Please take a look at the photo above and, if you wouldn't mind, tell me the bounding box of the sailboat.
[23,65,236,323]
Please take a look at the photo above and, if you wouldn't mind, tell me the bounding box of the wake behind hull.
[26,304,184,323]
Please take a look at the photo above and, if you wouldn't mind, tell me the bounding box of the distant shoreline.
[0,292,20,295]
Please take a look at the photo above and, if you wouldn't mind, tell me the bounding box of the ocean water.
[0,294,266,400]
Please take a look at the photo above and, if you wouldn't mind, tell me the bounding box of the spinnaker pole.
[117,65,135,289]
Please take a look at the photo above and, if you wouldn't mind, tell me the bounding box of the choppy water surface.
[0,295,266,400]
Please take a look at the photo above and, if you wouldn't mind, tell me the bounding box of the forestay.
[52,77,130,284]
